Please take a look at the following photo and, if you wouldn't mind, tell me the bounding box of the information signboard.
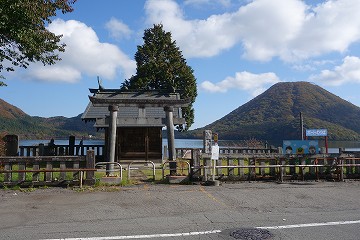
[211,144,219,160]
[283,140,319,154]
[306,129,328,137]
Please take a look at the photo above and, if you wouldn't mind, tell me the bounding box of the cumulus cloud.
[144,0,360,62]
[145,0,237,58]
[105,17,132,40]
[309,56,360,86]
[27,19,136,83]
[200,71,280,96]
[289,0,360,60]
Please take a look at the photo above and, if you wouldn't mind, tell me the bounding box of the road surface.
[1,181,360,239]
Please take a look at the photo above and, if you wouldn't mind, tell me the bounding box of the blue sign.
[306,129,328,137]
[283,140,319,154]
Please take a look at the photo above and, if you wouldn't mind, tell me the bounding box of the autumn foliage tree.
[0,0,76,86]
[121,24,197,130]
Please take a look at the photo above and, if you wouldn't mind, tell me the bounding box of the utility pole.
[300,112,304,140]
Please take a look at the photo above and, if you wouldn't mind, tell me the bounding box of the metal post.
[300,112,304,140]
[325,136,328,154]
[165,106,176,175]
[108,105,118,176]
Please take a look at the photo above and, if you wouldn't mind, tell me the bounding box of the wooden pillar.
[228,157,234,177]
[165,106,176,175]
[108,105,118,176]
[238,158,245,179]
[60,161,66,181]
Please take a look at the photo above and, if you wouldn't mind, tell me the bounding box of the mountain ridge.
[183,81,360,144]
[0,98,98,139]
[1,81,360,143]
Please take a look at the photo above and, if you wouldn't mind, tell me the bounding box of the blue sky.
[1,0,360,130]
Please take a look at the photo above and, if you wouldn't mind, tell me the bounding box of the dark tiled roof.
[81,90,185,127]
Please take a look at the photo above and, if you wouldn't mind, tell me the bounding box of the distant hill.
[0,98,99,139]
[183,82,360,145]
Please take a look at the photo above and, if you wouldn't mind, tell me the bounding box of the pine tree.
[122,24,197,130]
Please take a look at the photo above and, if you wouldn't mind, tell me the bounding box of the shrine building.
[81,87,190,164]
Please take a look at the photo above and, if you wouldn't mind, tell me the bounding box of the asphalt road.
[1,181,360,240]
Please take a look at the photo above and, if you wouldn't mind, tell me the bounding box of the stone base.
[100,176,122,185]
[166,175,189,184]
[204,180,221,186]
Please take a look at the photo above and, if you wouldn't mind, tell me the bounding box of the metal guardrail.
[127,161,155,181]
[162,160,190,179]
[95,162,123,180]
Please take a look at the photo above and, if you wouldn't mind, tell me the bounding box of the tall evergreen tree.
[122,24,197,130]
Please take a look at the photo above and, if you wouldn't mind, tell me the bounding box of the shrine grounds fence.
[0,150,96,187]
[173,148,360,182]
[1,146,360,187]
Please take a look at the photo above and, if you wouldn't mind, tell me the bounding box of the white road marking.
[257,220,360,230]
[40,230,222,240]
[41,220,360,240]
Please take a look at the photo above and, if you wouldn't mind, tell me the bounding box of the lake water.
[19,139,360,153]
[19,139,203,149]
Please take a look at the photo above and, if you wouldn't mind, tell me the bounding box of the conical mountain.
[187,82,360,145]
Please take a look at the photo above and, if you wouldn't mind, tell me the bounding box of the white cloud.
[105,17,132,40]
[26,19,136,83]
[289,0,360,60]
[28,66,81,83]
[145,0,237,57]
[144,0,360,62]
[200,71,280,96]
[184,0,231,8]
[292,59,335,72]
[310,56,360,86]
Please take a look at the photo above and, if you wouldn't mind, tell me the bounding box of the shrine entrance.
[117,127,162,160]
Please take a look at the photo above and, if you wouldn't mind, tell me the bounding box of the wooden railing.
[0,150,96,187]
[174,148,360,182]
[175,147,278,158]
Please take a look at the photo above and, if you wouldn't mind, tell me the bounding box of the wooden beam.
[89,96,190,108]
